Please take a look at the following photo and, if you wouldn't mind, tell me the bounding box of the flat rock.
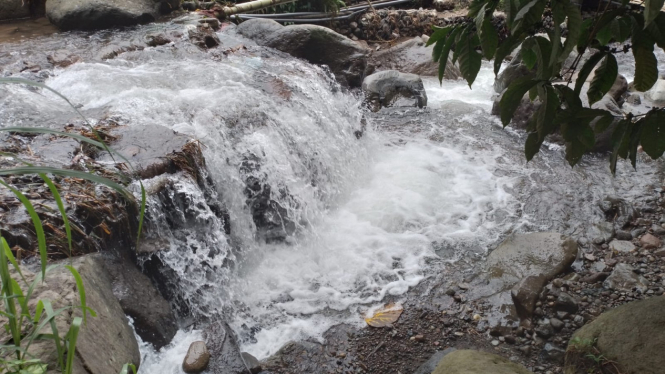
[565,296,665,374]
[640,233,661,249]
[236,18,284,45]
[609,239,636,253]
[368,37,460,79]
[362,70,427,111]
[603,263,649,292]
[46,0,158,30]
[433,350,533,374]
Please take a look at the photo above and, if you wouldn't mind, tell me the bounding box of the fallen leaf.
[364,303,403,327]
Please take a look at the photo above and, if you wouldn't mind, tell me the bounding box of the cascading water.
[1,17,663,371]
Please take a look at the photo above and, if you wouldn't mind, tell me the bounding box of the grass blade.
[41,300,64,370]
[40,174,73,259]
[0,181,47,279]
[65,266,91,325]
[120,363,137,374]
[64,317,82,374]
[2,237,26,284]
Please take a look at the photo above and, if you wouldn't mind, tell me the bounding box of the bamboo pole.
[221,0,300,18]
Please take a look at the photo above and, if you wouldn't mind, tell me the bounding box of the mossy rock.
[565,296,665,374]
[433,350,533,374]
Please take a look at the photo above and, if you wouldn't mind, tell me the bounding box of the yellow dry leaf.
[364,303,403,327]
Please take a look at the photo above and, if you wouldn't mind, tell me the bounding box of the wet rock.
[47,50,81,68]
[640,233,661,249]
[434,0,455,10]
[540,343,565,363]
[600,196,637,229]
[414,348,457,374]
[46,0,157,30]
[550,318,564,331]
[368,36,461,79]
[203,321,251,374]
[485,232,578,289]
[198,18,220,30]
[0,0,32,21]
[511,275,547,319]
[535,324,553,338]
[589,221,615,244]
[631,227,647,238]
[554,292,579,313]
[103,251,178,349]
[362,70,427,111]
[609,239,636,253]
[603,263,649,292]
[146,33,172,47]
[580,272,610,283]
[241,352,262,374]
[264,24,369,87]
[188,24,221,49]
[608,74,628,103]
[626,93,641,105]
[0,255,141,374]
[615,230,633,240]
[565,296,665,374]
[236,18,284,45]
[432,350,533,374]
[183,341,211,373]
[645,78,665,107]
[494,56,532,94]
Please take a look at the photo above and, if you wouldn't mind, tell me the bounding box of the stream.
[1,16,663,373]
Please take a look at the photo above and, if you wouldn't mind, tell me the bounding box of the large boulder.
[103,251,178,349]
[494,56,532,94]
[236,18,284,46]
[0,255,140,374]
[565,296,665,374]
[46,0,160,30]
[362,70,427,111]
[433,350,533,374]
[263,24,370,87]
[0,0,30,20]
[368,36,461,79]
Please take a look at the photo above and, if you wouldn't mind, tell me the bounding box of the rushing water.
[1,16,663,369]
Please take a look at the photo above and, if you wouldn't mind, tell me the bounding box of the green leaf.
[522,46,537,70]
[596,23,613,46]
[120,364,137,374]
[632,44,659,91]
[610,118,631,174]
[494,35,521,75]
[559,0,583,62]
[438,27,462,83]
[640,110,665,158]
[536,85,560,138]
[65,266,94,325]
[499,77,540,126]
[588,53,618,105]
[0,181,47,280]
[549,1,564,67]
[457,27,482,87]
[574,51,605,96]
[2,238,25,284]
[513,0,546,35]
[427,26,451,47]
[645,0,665,27]
[525,132,542,161]
[530,36,553,79]
[618,16,633,43]
[648,13,665,50]
[480,19,499,60]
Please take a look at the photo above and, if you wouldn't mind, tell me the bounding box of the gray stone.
[550,318,564,331]
[47,50,82,68]
[203,321,251,374]
[413,348,457,374]
[433,0,455,11]
[511,275,547,319]
[0,255,141,374]
[554,293,579,313]
[615,230,633,240]
[433,350,533,374]
[264,24,369,87]
[603,263,649,292]
[362,70,427,111]
[183,341,210,373]
[103,251,178,349]
[608,240,636,253]
[640,233,661,249]
[565,296,665,374]
[645,79,665,107]
[541,343,565,364]
[46,0,158,30]
[368,37,461,79]
[236,18,284,45]
[626,93,641,105]
[241,352,262,374]
[0,0,31,21]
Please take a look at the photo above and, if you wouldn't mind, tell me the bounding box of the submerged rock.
[188,24,221,49]
[183,341,211,373]
[368,36,461,79]
[432,350,533,374]
[263,24,369,87]
[565,296,665,374]
[46,0,157,30]
[362,70,427,111]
